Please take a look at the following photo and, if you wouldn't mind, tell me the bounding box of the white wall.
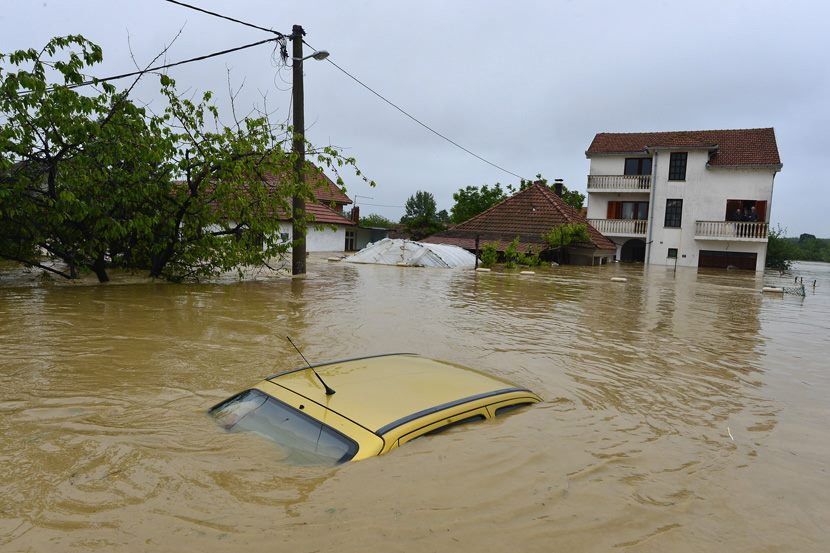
[280,222,348,252]
[586,192,650,219]
[586,155,650,218]
[587,155,635,175]
[647,149,775,271]
[587,150,777,271]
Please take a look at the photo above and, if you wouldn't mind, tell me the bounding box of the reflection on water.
[1,259,828,551]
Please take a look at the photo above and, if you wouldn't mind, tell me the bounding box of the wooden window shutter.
[725,199,741,220]
[607,201,621,219]
[755,200,767,222]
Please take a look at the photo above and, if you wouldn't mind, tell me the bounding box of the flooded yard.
[1,258,828,552]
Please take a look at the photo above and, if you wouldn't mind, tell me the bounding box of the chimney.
[351,205,360,223]
[554,178,564,197]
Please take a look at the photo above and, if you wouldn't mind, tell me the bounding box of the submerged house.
[584,128,782,270]
[266,166,391,252]
[264,165,357,252]
[423,181,616,265]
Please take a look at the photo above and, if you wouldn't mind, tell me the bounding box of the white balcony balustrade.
[588,218,647,237]
[695,221,768,241]
[587,175,651,191]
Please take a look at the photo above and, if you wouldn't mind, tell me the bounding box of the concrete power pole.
[291,24,306,275]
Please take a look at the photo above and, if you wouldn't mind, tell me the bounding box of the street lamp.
[290,26,328,275]
[294,50,330,62]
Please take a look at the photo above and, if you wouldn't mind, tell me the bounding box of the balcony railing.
[695,221,768,241]
[587,174,651,192]
[588,218,647,237]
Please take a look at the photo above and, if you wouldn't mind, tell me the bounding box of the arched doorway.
[620,238,646,262]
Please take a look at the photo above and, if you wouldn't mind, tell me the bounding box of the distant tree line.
[367,174,585,241]
[785,234,830,262]
[766,229,830,271]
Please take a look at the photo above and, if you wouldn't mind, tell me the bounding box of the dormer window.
[668,152,687,181]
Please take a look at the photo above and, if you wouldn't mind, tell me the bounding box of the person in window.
[730,208,743,222]
[746,206,758,222]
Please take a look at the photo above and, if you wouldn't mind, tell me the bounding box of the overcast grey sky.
[3,0,829,235]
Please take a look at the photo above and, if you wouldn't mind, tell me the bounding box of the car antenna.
[286,336,336,396]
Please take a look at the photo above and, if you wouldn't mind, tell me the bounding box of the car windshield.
[209,389,358,465]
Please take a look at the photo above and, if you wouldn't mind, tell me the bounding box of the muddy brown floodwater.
[1,257,828,552]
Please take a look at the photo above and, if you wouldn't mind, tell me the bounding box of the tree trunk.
[91,256,109,283]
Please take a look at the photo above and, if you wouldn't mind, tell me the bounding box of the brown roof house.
[584,127,781,271]
[230,163,356,253]
[423,181,616,265]
[264,164,393,252]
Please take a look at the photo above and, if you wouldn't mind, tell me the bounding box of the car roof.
[265,354,527,434]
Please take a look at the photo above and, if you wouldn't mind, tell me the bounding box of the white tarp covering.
[345,238,476,269]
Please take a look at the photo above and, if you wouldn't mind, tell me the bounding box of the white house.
[584,128,782,271]
[266,165,357,252]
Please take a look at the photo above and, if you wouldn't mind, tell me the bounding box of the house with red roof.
[263,164,359,252]
[585,128,782,271]
[422,181,616,265]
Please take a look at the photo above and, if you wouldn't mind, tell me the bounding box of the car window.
[209,389,358,465]
[424,414,486,436]
[397,409,490,447]
[494,402,533,417]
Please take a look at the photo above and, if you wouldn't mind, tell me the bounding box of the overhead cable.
[163,0,287,37]
[304,40,530,182]
[22,37,280,95]
[159,1,529,182]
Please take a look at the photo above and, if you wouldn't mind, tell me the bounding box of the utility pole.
[291,24,306,275]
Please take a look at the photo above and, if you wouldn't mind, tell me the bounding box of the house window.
[667,248,678,259]
[280,232,289,242]
[607,201,648,220]
[621,201,649,220]
[668,152,687,181]
[624,158,652,176]
[345,230,356,251]
[665,199,683,228]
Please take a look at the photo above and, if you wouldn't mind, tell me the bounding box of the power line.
[355,202,405,208]
[159,2,529,182]
[22,37,280,95]
[163,0,287,37]
[304,39,530,182]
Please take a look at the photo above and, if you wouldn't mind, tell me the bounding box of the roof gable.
[586,128,781,167]
[424,183,615,251]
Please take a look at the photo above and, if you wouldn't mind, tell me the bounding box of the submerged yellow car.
[209,353,541,464]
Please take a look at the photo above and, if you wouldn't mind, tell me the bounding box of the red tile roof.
[263,163,352,206]
[257,163,355,225]
[586,128,781,167]
[304,202,356,226]
[423,183,616,251]
[191,162,355,227]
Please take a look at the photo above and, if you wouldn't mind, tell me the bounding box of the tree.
[0,36,370,282]
[0,36,173,282]
[400,190,444,240]
[479,243,498,268]
[508,174,585,211]
[766,225,797,271]
[360,213,394,228]
[450,183,507,223]
[543,223,591,264]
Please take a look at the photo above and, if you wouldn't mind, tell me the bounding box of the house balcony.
[694,221,768,241]
[587,174,651,192]
[588,218,647,237]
